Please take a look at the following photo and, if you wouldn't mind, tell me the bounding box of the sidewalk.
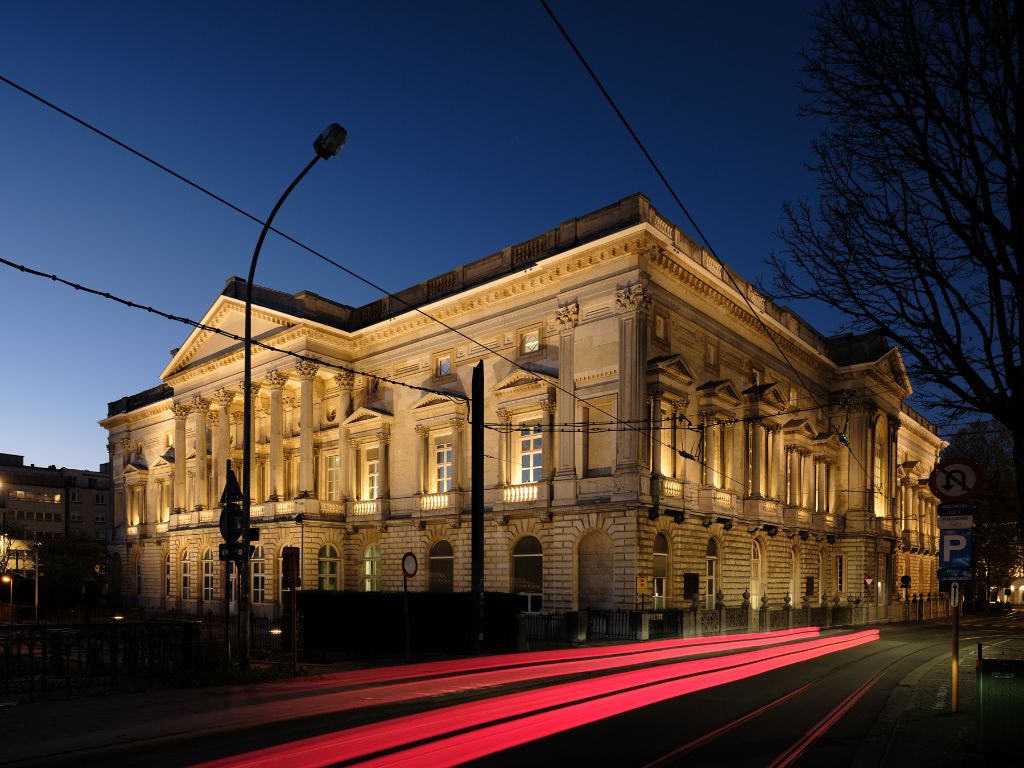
[853,637,1020,767]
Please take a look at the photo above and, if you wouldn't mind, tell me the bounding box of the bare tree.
[770,0,1024,534]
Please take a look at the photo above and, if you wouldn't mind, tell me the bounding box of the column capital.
[335,370,355,389]
[376,430,391,445]
[207,409,220,426]
[295,361,319,380]
[414,425,430,439]
[243,382,261,398]
[214,388,236,408]
[449,417,466,432]
[172,402,191,420]
[265,370,289,389]
[191,395,210,413]
[540,398,557,414]
[615,283,652,313]
[555,302,579,330]
[496,408,512,424]
[229,410,245,425]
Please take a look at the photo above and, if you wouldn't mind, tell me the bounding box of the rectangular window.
[252,558,265,604]
[95,493,106,504]
[518,327,542,357]
[325,454,340,501]
[835,555,845,594]
[366,448,380,500]
[435,441,453,492]
[70,510,82,523]
[434,352,453,379]
[95,515,106,524]
[519,423,543,484]
[70,491,81,503]
[202,558,215,601]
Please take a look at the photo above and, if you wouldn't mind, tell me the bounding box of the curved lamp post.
[239,123,347,670]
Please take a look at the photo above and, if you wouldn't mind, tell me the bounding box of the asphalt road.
[5,614,1021,767]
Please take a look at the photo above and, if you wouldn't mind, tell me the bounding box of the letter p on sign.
[940,529,971,568]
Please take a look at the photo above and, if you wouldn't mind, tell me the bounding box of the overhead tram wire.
[0,254,458,402]
[536,0,874,484]
[0,74,697,476]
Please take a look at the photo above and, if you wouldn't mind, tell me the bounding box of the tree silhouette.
[770,0,1024,535]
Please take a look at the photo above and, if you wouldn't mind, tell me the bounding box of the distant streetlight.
[239,123,347,671]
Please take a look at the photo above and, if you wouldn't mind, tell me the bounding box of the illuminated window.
[653,534,669,610]
[365,447,380,500]
[513,536,543,612]
[363,544,381,592]
[435,441,453,492]
[750,542,763,609]
[202,549,215,601]
[318,544,339,590]
[429,540,454,592]
[435,353,453,379]
[835,554,845,594]
[180,550,192,600]
[519,327,541,356]
[519,422,543,484]
[251,546,265,604]
[325,454,340,500]
[705,539,719,609]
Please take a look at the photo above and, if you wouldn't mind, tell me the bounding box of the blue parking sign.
[940,529,971,568]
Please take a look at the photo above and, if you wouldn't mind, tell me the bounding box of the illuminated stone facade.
[101,194,944,618]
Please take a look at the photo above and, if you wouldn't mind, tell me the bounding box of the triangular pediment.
[743,382,787,409]
[123,460,148,476]
[648,354,694,386]
[493,368,557,396]
[696,379,740,405]
[783,419,818,440]
[411,391,468,416]
[160,295,298,381]
[151,457,172,470]
[343,406,393,430]
[877,348,913,398]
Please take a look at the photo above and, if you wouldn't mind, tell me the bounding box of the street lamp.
[239,123,347,670]
[2,573,12,626]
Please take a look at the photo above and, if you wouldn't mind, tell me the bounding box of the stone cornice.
[645,245,833,379]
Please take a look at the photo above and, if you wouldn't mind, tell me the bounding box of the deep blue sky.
[1,1,829,470]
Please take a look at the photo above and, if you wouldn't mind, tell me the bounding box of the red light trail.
[199,629,876,768]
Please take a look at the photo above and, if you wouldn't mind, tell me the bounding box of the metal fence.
[0,621,198,699]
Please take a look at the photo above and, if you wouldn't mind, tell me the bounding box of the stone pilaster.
[335,371,354,499]
[265,370,288,501]
[172,402,190,512]
[295,361,318,497]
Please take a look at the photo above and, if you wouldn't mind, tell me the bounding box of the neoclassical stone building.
[102,194,944,618]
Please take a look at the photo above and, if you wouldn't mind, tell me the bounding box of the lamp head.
[1,574,10,584]
[314,123,347,159]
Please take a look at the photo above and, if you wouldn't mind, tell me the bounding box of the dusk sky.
[1,1,831,471]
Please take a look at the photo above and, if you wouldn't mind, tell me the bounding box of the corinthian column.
[295,361,319,497]
[335,372,353,499]
[172,402,190,512]
[265,370,288,501]
[192,396,210,510]
[213,389,235,501]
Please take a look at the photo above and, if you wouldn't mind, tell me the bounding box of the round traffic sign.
[401,552,418,578]
[928,458,984,502]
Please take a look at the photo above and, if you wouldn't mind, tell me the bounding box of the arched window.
[165,553,171,597]
[653,533,669,610]
[251,546,265,604]
[135,556,143,596]
[751,542,764,609]
[705,539,719,609]
[202,548,215,601]
[180,550,192,600]
[429,540,454,593]
[512,536,543,612]
[363,544,381,592]
[318,544,340,591]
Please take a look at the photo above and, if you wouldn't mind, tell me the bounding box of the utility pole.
[471,361,484,653]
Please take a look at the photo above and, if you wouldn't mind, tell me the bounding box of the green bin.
[977,647,1024,756]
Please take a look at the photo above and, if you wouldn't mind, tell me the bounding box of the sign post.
[218,461,244,673]
[282,546,300,672]
[931,458,984,714]
[402,552,417,661]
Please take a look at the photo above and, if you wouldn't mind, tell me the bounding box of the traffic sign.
[940,528,972,568]
[937,567,971,581]
[937,515,974,530]
[929,459,983,502]
[219,542,246,561]
[937,502,973,517]
[402,552,418,579]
